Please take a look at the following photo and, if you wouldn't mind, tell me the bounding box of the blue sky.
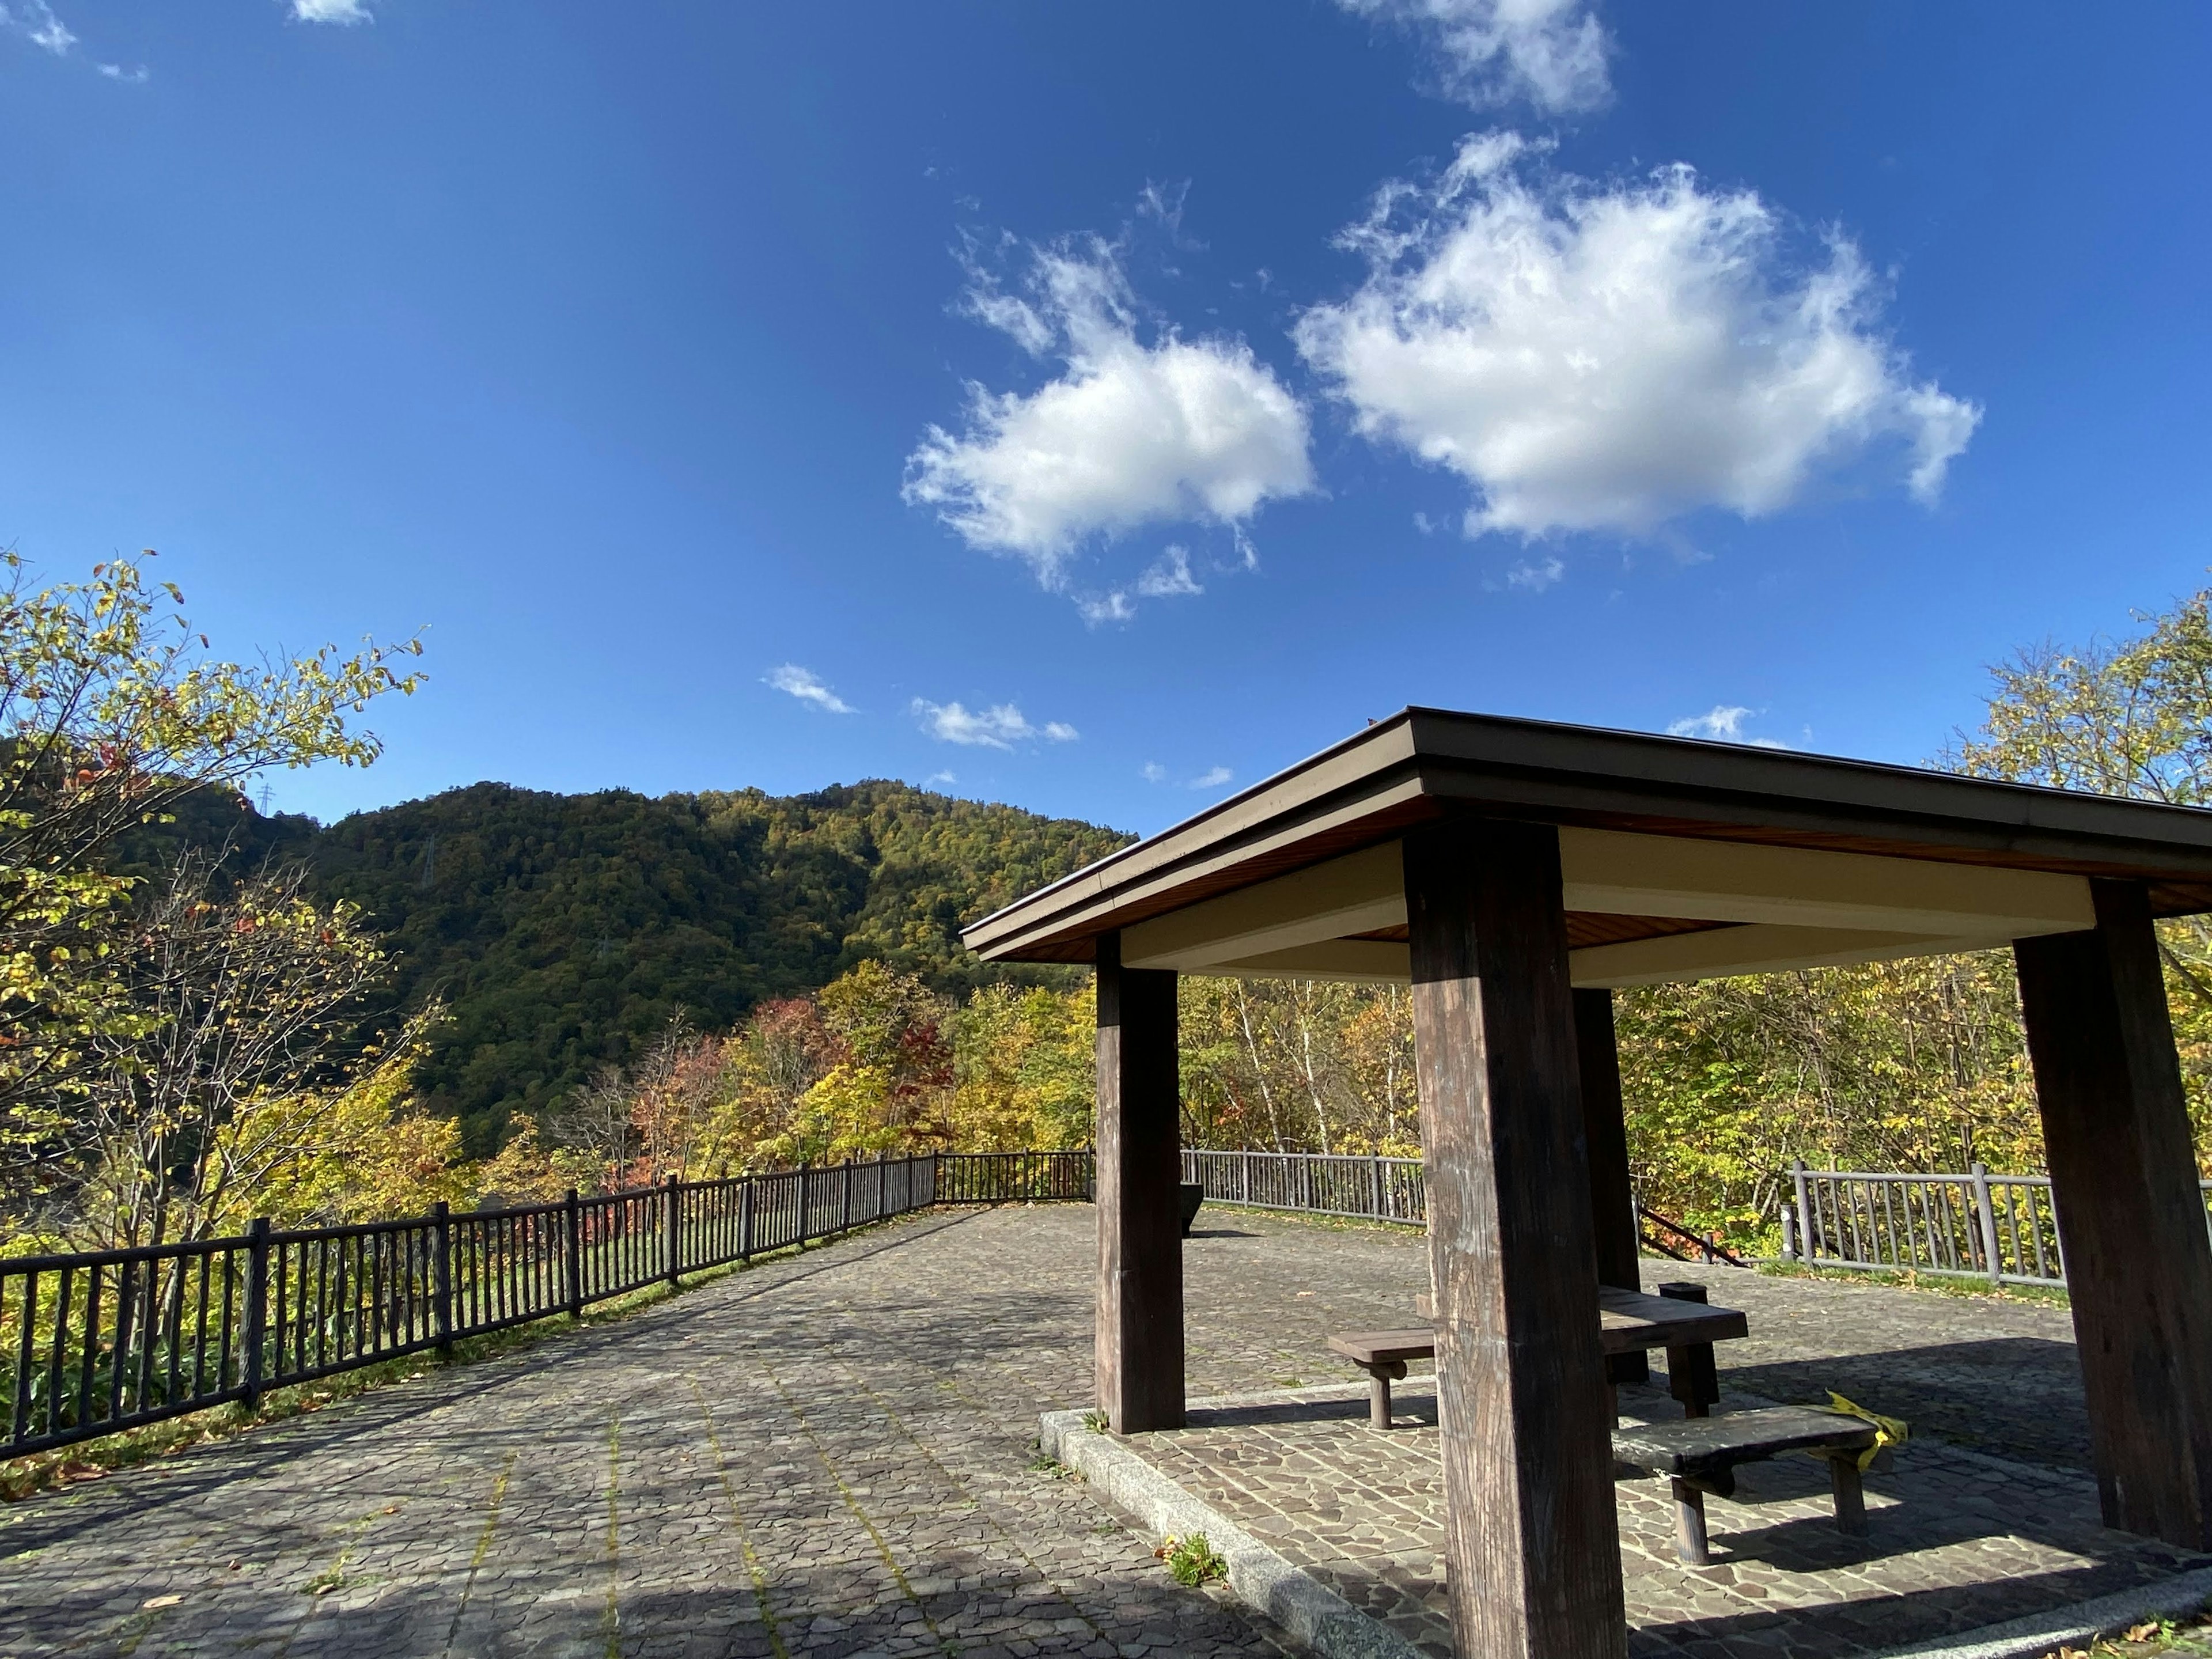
[3,2,2208,836]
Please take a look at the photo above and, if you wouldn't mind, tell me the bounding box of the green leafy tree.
[0,551,421,1220]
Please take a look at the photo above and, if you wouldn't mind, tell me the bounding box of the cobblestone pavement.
[0,1202,2160,1659]
[1140,1380,2201,1659]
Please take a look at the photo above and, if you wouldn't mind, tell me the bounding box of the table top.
[1366,1285,1749,1359]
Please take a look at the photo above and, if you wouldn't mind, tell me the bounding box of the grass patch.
[1081,1410,1109,1434]
[1758,1259,2072,1308]
[0,1213,922,1502]
[1157,1532,1228,1588]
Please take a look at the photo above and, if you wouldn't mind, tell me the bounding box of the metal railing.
[1781,1158,2212,1290]
[0,1149,1088,1460]
[1181,1147,1426,1224]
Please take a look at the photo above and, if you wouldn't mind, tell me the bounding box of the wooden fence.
[0,1150,1089,1460]
[1180,1147,1427,1224]
[1781,1158,2212,1290]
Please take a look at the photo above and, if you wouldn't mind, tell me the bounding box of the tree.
[0,551,421,1207]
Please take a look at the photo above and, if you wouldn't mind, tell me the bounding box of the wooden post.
[1793,1158,1814,1261]
[738,1177,755,1262]
[240,1217,271,1408]
[1404,819,1627,1659]
[1094,930,1185,1433]
[564,1188,585,1319]
[2016,879,2212,1548]
[663,1175,681,1285]
[430,1202,454,1354]
[1575,988,1646,1387]
[1971,1161,2003,1287]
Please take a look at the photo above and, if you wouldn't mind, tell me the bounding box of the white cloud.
[1506,554,1563,591]
[1339,0,1610,114]
[1190,766,1234,789]
[2,0,78,54]
[291,0,372,22]
[1141,762,1169,783]
[1668,705,1788,748]
[1136,545,1203,598]
[926,770,957,787]
[1077,590,1137,627]
[1296,134,1982,541]
[911,699,1079,750]
[764,664,856,715]
[903,240,1315,590]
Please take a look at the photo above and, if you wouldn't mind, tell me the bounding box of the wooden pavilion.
[961,708,2212,1659]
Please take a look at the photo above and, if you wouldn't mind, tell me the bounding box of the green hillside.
[125,780,1128,1148]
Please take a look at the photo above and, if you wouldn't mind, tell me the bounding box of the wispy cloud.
[926,770,957,787]
[1297,133,1980,541]
[911,699,1079,750]
[1667,705,1788,749]
[290,0,372,22]
[764,664,857,715]
[2,0,78,54]
[1337,0,1611,114]
[1190,766,1234,789]
[1136,546,1203,598]
[1077,590,1137,627]
[1506,555,1564,592]
[904,236,1313,597]
[1141,762,1169,783]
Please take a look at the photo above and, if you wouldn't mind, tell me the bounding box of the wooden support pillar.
[2016,880,2212,1548]
[1405,820,1627,1659]
[1095,931,1185,1433]
[1576,988,1647,1387]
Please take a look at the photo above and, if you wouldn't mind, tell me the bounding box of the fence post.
[1241,1151,1251,1206]
[1971,1161,2002,1288]
[665,1175,683,1286]
[565,1188,585,1318]
[842,1159,854,1234]
[241,1217,271,1407]
[1778,1200,1797,1263]
[1369,1155,1382,1221]
[1791,1159,1813,1262]
[739,1177,756,1262]
[431,1202,454,1354]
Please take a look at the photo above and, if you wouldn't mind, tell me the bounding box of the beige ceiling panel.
[1119,842,1406,971]
[1568,923,1999,989]
[1558,827,2094,938]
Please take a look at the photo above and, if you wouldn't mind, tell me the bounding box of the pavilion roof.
[961,708,2212,988]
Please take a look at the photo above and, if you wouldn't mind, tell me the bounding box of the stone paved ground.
[0,1202,2177,1659]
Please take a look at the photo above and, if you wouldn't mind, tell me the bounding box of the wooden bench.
[1331,1284,1749,1430]
[1609,1406,1880,1565]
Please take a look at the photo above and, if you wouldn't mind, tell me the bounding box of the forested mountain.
[122,780,1128,1148]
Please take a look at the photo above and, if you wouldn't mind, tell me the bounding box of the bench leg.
[1362,1360,1408,1429]
[1670,1478,1710,1565]
[1828,1454,1867,1537]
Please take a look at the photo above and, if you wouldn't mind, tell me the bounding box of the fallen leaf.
[141,1594,182,1609]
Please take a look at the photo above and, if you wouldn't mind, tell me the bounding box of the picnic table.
[1331,1282,1748,1430]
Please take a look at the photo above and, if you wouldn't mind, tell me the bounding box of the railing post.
[799,1162,812,1241]
[431,1202,454,1354]
[1369,1155,1383,1221]
[1791,1159,1813,1262]
[240,1217,271,1408]
[565,1188,585,1318]
[1971,1161,2002,1287]
[738,1177,756,1262]
[1241,1150,1252,1206]
[1778,1200,1797,1263]
[842,1158,854,1234]
[665,1175,683,1286]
